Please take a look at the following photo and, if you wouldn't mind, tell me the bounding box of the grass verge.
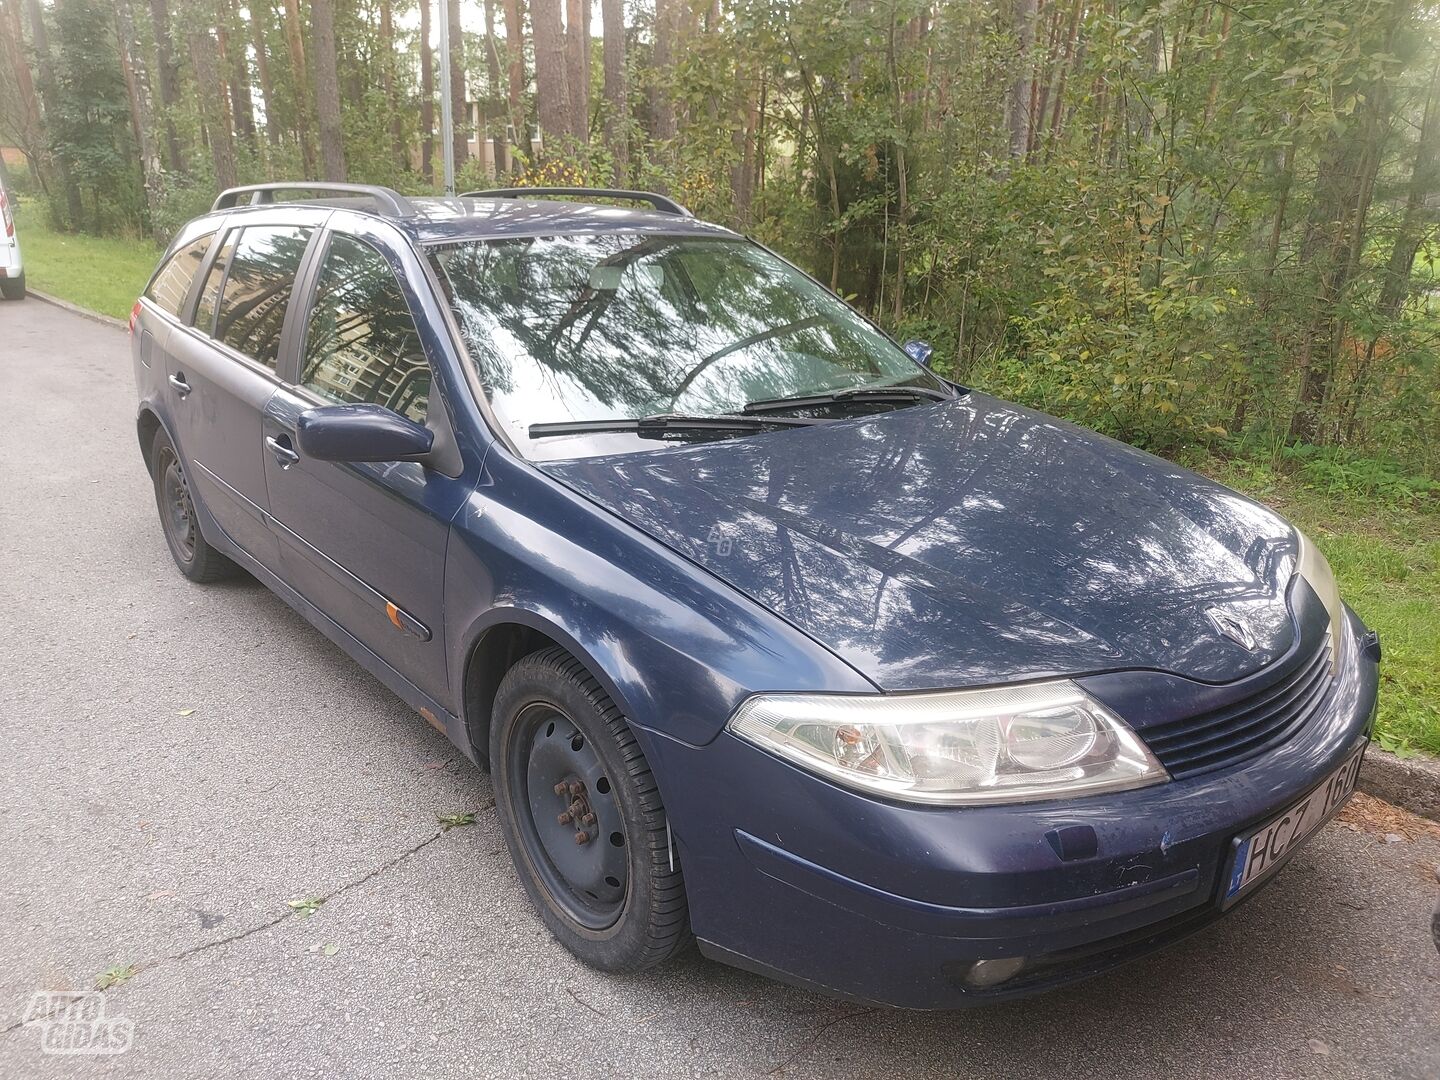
[1205,457,1439,757]
[11,198,160,321]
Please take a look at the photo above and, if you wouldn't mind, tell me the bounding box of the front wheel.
[491,647,690,972]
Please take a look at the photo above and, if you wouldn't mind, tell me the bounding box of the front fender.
[444,450,873,751]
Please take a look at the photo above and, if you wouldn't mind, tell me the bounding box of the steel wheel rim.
[510,702,628,930]
[157,448,195,562]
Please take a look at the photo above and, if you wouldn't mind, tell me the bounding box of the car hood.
[541,393,1299,691]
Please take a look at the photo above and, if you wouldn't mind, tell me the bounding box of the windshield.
[430,234,947,457]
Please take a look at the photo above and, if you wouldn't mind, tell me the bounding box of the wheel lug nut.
[581,813,596,827]
[574,831,590,845]
[557,811,572,825]
[553,782,567,796]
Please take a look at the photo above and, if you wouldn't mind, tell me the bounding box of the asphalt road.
[1,296,1438,1080]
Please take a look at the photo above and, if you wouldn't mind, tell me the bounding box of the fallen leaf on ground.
[95,964,137,990]
[178,708,195,717]
[286,897,324,918]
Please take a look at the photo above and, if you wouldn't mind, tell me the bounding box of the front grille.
[1144,633,1335,778]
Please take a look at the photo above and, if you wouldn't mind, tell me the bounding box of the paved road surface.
[2,297,1438,1079]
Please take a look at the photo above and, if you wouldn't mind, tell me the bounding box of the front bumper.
[648,609,1379,1009]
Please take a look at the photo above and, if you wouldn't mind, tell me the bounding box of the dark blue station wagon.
[131,183,1381,1007]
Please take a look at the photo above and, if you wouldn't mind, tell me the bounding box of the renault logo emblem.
[1206,607,1258,650]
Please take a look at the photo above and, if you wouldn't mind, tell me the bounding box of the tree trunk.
[218,0,254,149]
[420,0,434,182]
[1203,7,1232,125]
[448,0,468,165]
[310,0,346,181]
[482,0,507,173]
[564,0,589,142]
[1046,0,1084,144]
[147,0,185,173]
[249,0,279,148]
[650,0,677,141]
[188,27,238,190]
[25,0,79,221]
[888,9,909,320]
[380,0,406,172]
[503,0,526,170]
[115,0,163,236]
[601,0,626,182]
[281,0,316,177]
[1342,60,1440,438]
[532,0,570,149]
[0,0,47,188]
[1288,104,1390,442]
[1008,0,1035,160]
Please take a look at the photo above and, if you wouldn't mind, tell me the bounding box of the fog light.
[963,956,1027,989]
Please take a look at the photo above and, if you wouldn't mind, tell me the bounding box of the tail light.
[129,300,142,335]
[0,189,13,238]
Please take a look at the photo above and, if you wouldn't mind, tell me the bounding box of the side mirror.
[903,340,935,368]
[295,404,434,464]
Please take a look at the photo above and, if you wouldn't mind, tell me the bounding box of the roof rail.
[212,183,417,218]
[460,186,693,218]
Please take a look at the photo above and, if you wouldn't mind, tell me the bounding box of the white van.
[0,180,25,299]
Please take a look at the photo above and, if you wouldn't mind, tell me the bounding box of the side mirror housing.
[295,404,435,464]
[903,339,935,368]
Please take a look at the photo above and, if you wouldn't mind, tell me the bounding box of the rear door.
[261,216,466,702]
[165,212,319,568]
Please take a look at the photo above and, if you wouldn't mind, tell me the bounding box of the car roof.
[198,194,740,246]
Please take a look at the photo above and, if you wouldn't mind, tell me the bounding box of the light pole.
[437,3,456,195]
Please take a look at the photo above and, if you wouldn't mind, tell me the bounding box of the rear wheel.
[149,428,238,583]
[491,646,690,972]
[0,272,24,300]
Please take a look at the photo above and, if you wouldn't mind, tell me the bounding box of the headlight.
[1295,528,1344,672]
[727,681,1168,805]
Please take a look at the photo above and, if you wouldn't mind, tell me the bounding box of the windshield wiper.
[529,413,820,439]
[741,384,952,415]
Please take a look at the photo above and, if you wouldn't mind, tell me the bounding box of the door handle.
[168,373,192,397]
[266,434,300,468]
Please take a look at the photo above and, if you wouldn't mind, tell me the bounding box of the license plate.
[1222,746,1364,908]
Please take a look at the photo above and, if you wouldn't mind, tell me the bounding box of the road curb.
[27,288,127,331]
[1359,745,1440,822]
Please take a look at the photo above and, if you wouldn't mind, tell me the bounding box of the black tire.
[491,646,690,972]
[149,427,238,583]
[0,272,23,300]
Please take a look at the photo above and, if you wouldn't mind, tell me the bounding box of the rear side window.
[194,230,237,335]
[213,225,313,370]
[145,233,214,317]
[299,234,430,423]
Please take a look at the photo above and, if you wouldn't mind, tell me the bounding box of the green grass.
[1205,458,1440,757]
[12,198,160,320]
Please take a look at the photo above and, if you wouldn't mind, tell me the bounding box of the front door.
[261,227,463,703]
[165,221,316,568]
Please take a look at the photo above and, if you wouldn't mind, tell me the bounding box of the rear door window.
[299,234,430,423]
[146,233,215,318]
[213,225,314,370]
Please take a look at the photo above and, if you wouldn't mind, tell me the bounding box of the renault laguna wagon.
[129,183,1380,1007]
